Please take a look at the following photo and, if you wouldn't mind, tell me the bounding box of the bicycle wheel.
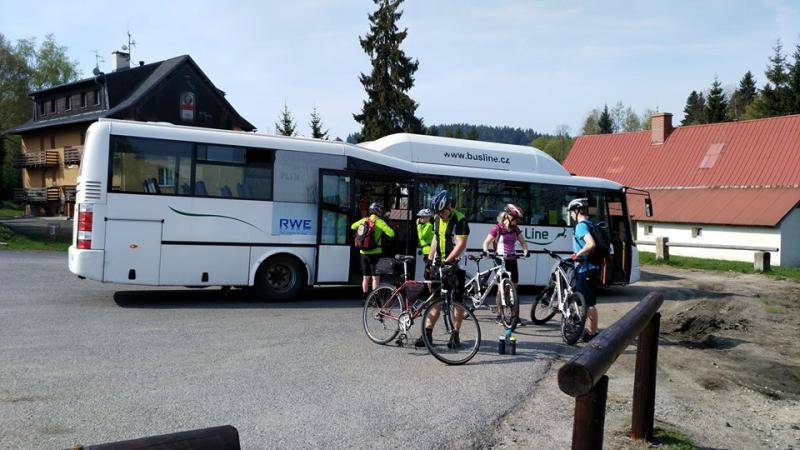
[422,298,481,365]
[530,282,557,325]
[561,291,587,345]
[362,285,402,345]
[498,279,519,331]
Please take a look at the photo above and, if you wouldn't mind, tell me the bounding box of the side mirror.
[644,197,653,217]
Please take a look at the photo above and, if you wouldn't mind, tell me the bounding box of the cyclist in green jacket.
[416,208,434,280]
[351,202,395,301]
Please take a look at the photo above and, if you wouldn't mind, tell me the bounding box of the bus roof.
[95,119,621,190]
[360,133,569,176]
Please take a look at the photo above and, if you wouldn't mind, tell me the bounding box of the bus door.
[588,190,633,285]
[353,176,415,274]
[316,171,353,283]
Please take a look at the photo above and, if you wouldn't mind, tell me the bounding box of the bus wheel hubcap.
[267,264,294,292]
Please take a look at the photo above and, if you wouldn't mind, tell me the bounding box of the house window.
[93,89,101,106]
[158,167,175,188]
[644,224,653,235]
[692,227,702,238]
[65,95,72,111]
[50,99,56,113]
[39,101,46,116]
[80,92,87,108]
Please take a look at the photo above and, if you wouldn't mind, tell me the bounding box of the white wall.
[779,208,800,266]
[635,221,787,266]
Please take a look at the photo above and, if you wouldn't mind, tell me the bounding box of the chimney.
[112,51,130,71]
[650,112,673,145]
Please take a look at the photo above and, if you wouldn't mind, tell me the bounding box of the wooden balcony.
[15,149,60,168]
[13,188,48,202]
[63,146,83,165]
[12,185,75,203]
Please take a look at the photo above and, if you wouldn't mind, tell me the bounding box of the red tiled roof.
[626,188,800,226]
[564,114,800,226]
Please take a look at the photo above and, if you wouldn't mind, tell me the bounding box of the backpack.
[354,219,378,250]
[586,221,610,266]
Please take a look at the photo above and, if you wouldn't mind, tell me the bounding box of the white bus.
[69,119,642,300]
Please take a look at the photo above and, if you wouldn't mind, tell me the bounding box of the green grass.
[765,304,785,314]
[0,201,25,219]
[654,428,698,450]
[0,223,70,252]
[640,251,800,283]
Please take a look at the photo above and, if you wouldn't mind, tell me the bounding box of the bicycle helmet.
[567,198,589,212]
[430,190,451,213]
[504,203,524,220]
[369,202,383,214]
[416,208,432,218]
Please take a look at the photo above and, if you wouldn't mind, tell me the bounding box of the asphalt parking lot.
[0,251,572,449]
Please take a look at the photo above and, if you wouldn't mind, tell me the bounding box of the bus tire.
[255,255,305,301]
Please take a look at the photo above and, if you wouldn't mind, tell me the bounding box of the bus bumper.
[68,245,104,281]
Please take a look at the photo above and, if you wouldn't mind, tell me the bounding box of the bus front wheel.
[255,255,305,301]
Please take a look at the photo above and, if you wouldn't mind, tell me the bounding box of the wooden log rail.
[558,291,664,450]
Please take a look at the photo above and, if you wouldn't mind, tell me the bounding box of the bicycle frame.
[464,254,519,310]
[544,250,581,322]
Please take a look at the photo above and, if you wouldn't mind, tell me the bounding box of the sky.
[2,0,800,140]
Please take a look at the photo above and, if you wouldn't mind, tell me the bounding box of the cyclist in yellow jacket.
[351,202,395,301]
[416,208,434,280]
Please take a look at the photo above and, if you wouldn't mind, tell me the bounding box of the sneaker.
[515,318,526,327]
[581,331,598,343]
[495,315,503,324]
[447,331,461,349]
[414,328,433,347]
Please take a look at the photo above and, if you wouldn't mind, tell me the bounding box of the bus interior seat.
[220,185,233,197]
[236,183,248,198]
[143,178,160,194]
[195,181,208,196]
[180,183,191,195]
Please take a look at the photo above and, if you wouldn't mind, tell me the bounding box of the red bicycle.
[362,255,482,365]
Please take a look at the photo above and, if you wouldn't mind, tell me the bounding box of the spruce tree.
[728,71,757,120]
[788,43,800,114]
[750,40,792,118]
[682,91,706,125]
[704,77,728,123]
[275,103,296,136]
[309,107,328,140]
[598,104,613,134]
[466,127,479,140]
[354,0,423,141]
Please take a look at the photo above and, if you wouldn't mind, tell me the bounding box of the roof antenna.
[122,28,137,60]
[91,50,104,76]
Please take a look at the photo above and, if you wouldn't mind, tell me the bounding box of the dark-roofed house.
[564,113,800,267]
[3,51,254,216]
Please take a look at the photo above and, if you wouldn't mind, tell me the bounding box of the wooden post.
[631,312,660,441]
[572,375,608,450]
[754,251,770,272]
[655,237,669,261]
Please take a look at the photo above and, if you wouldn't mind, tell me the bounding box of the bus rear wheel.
[255,255,305,301]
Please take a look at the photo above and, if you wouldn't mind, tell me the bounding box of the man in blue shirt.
[568,198,599,342]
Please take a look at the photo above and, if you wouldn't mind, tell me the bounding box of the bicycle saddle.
[394,255,415,262]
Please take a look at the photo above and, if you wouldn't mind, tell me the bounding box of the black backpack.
[586,221,610,266]
[354,219,378,250]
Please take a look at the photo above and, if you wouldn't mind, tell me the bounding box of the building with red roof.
[563,113,800,266]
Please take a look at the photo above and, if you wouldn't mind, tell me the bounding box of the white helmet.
[567,198,589,212]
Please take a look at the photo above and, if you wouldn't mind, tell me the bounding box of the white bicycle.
[529,249,587,345]
[463,251,527,331]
